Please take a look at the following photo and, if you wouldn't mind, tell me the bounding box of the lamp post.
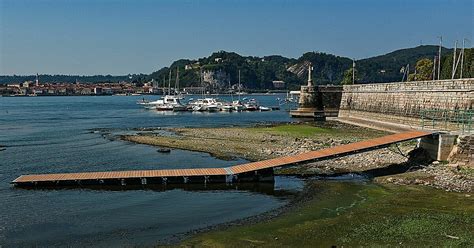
[352,59,356,84]
[437,36,442,80]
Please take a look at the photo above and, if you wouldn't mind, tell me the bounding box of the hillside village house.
[272,80,286,89]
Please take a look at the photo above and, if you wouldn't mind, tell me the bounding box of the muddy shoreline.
[120,122,473,193]
[158,176,326,246]
[117,121,473,246]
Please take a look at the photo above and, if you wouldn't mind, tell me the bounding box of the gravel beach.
[121,122,473,193]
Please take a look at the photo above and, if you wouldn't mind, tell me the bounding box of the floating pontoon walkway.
[12,130,432,187]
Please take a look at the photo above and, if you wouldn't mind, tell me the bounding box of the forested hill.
[147,45,466,89]
[147,50,351,89]
[2,45,472,88]
[356,45,453,82]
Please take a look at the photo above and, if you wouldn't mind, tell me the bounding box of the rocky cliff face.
[287,61,311,78]
[202,70,229,88]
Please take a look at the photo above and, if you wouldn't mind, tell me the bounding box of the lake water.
[0,94,304,247]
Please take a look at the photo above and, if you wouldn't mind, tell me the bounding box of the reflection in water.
[13,176,306,198]
[15,182,275,193]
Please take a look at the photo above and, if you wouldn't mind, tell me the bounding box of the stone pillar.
[307,64,313,87]
[449,135,474,166]
[297,85,317,109]
[290,63,325,119]
[419,133,458,161]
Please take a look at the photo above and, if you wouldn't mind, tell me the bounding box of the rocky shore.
[121,122,473,193]
[376,163,473,192]
[122,122,385,161]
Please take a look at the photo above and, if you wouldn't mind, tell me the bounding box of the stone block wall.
[291,85,342,118]
[319,85,343,111]
[338,78,474,129]
[297,85,317,109]
[449,135,474,166]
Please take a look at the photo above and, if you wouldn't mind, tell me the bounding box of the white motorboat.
[259,106,271,111]
[137,97,164,106]
[154,95,186,111]
[152,68,187,111]
[244,99,258,111]
[220,103,234,112]
[191,98,220,112]
[144,105,157,110]
[156,104,174,111]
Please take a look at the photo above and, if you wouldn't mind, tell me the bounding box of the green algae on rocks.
[178,181,474,247]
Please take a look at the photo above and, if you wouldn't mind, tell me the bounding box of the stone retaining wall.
[449,135,474,166]
[338,78,474,130]
[291,85,342,119]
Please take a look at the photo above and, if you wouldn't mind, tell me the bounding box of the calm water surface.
[0,95,304,247]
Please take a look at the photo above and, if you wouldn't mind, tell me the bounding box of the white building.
[272,80,286,89]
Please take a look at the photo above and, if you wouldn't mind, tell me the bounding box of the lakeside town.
[0,75,289,97]
[0,76,193,96]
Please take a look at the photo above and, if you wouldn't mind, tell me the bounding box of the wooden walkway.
[12,130,432,186]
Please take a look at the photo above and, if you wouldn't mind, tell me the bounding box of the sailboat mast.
[175,67,179,96]
[163,75,166,95]
[199,67,206,97]
[452,40,457,79]
[460,39,465,78]
[168,69,172,95]
[238,69,241,101]
[229,77,233,101]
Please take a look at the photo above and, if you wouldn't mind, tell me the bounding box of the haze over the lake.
[0,0,472,75]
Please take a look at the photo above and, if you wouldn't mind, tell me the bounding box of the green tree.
[341,68,356,85]
[408,58,433,81]
[440,48,473,79]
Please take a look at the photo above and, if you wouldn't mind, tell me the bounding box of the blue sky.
[0,0,472,75]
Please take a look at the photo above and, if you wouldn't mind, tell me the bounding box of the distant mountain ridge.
[2,45,471,89]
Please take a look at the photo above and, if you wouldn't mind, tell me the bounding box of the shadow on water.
[12,181,303,198]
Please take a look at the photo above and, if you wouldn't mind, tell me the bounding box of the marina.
[136,69,284,112]
[137,95,280,112]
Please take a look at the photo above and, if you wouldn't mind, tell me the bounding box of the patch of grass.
[459,166,474,177]
[177,182,474,247]
[250,122,387,140]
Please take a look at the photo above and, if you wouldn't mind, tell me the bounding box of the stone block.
[420,133,458,161]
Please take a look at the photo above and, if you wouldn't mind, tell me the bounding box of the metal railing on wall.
[421,109,473,134]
